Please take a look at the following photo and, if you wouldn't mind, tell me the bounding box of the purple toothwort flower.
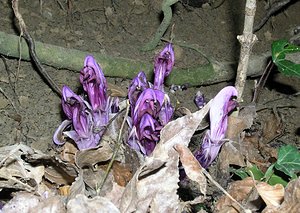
[127,43,175,155]
[194,86,238,168]
[153,43,175,91]
[194,91,206,109]
[80,55,107,112]
[53,56,119,150]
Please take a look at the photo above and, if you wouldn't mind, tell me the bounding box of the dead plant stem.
[235,0,258,102]
[11,0,62,97]
[98,100,130,194]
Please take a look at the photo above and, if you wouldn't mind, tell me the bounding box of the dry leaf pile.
[0,97,298,213]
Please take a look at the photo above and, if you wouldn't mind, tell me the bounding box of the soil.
[0,0,299,210]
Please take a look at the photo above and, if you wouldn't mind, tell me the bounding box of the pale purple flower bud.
[159,95,174,126]
[153,43,175,90]
[80,55,107,111]
[194,91,206,109]
[61,85,85,120]
[128,71,148,106]
[195,86,238,168]
[132,88,165,125]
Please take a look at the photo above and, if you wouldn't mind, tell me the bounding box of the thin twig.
[11,0,62,97]
[201,168,251,213]
[235,0,258,102]
[0,87,19,114]
[97,100,130,194]
[252,60,274,103]
[253,0,292,32]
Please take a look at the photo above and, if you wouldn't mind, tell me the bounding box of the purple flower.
[53,56,119,150]
[80,55,107,112]
[61,85,85,120]
[153,43,175,91]
[194,86,238,168]
[194,91,206,109]
[127,44,174,155]
[128,71,149,107]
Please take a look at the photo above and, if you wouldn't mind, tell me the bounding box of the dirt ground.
[0,0,299,210]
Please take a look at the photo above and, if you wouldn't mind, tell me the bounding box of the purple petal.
[128,71,149,106]
[153,43,175,90]
[133,88,165,124]
[209,86,238,142]
[53,120,72,146]
[158,94,174,126]
[62,86,85,120]
[194,91,206,109]
[138,113,160,141]
[72,107,91,138]
[80,55,107,111]
[194,131,226,169]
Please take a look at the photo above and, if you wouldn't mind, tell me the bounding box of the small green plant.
[231,145,300,187]
[272,40,300,77]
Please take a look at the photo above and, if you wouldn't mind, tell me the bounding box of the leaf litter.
[1,91,300,212]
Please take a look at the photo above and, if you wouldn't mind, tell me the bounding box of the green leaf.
[275,145,300,178]
[263,164,275,181]
[230,167,248,179]
[271,40,300,77]
[268,174,288,187]
[246,165,264,180]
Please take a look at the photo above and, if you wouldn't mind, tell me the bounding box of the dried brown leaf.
[256,182,284,208]
[75,141,113,169]
[68,170,85,201]
[275,177,300,213]
[174,143,207,195]
[215,177,260,212]
[60,142,78,163]
[0,144,46,192]
[44,165,75,185]
[1,192,66,213]
[112,162,133,187]
[67,194,120,213]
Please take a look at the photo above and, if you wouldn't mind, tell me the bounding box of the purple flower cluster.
[194,86,238,168]
[127,44,175,155]
[53,56,118,150]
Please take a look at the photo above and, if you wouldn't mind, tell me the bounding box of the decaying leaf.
[226,104,256,141]
[174,143,207,196]
[68,170,85,201]
[60,142,78,163]
[75,141,114,169]
[67,194,120,213]
[119,100,212,213]
[112,162,133,187]
[215,177,261,212]
[0,144,46,192]
[274,177,300,213]
[256,182,284,208]
[1,192,65,213]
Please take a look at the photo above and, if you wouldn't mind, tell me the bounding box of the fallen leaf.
[68,170,85,201]
[1,192,66,213]
[67,194,120,213]
[256,182,284,208]
[174,143,207,196]
[112,162,133,187]
[275,177,300,213]
[75,141,113,169]
[60,142,77,164]
[215,177,261,212]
